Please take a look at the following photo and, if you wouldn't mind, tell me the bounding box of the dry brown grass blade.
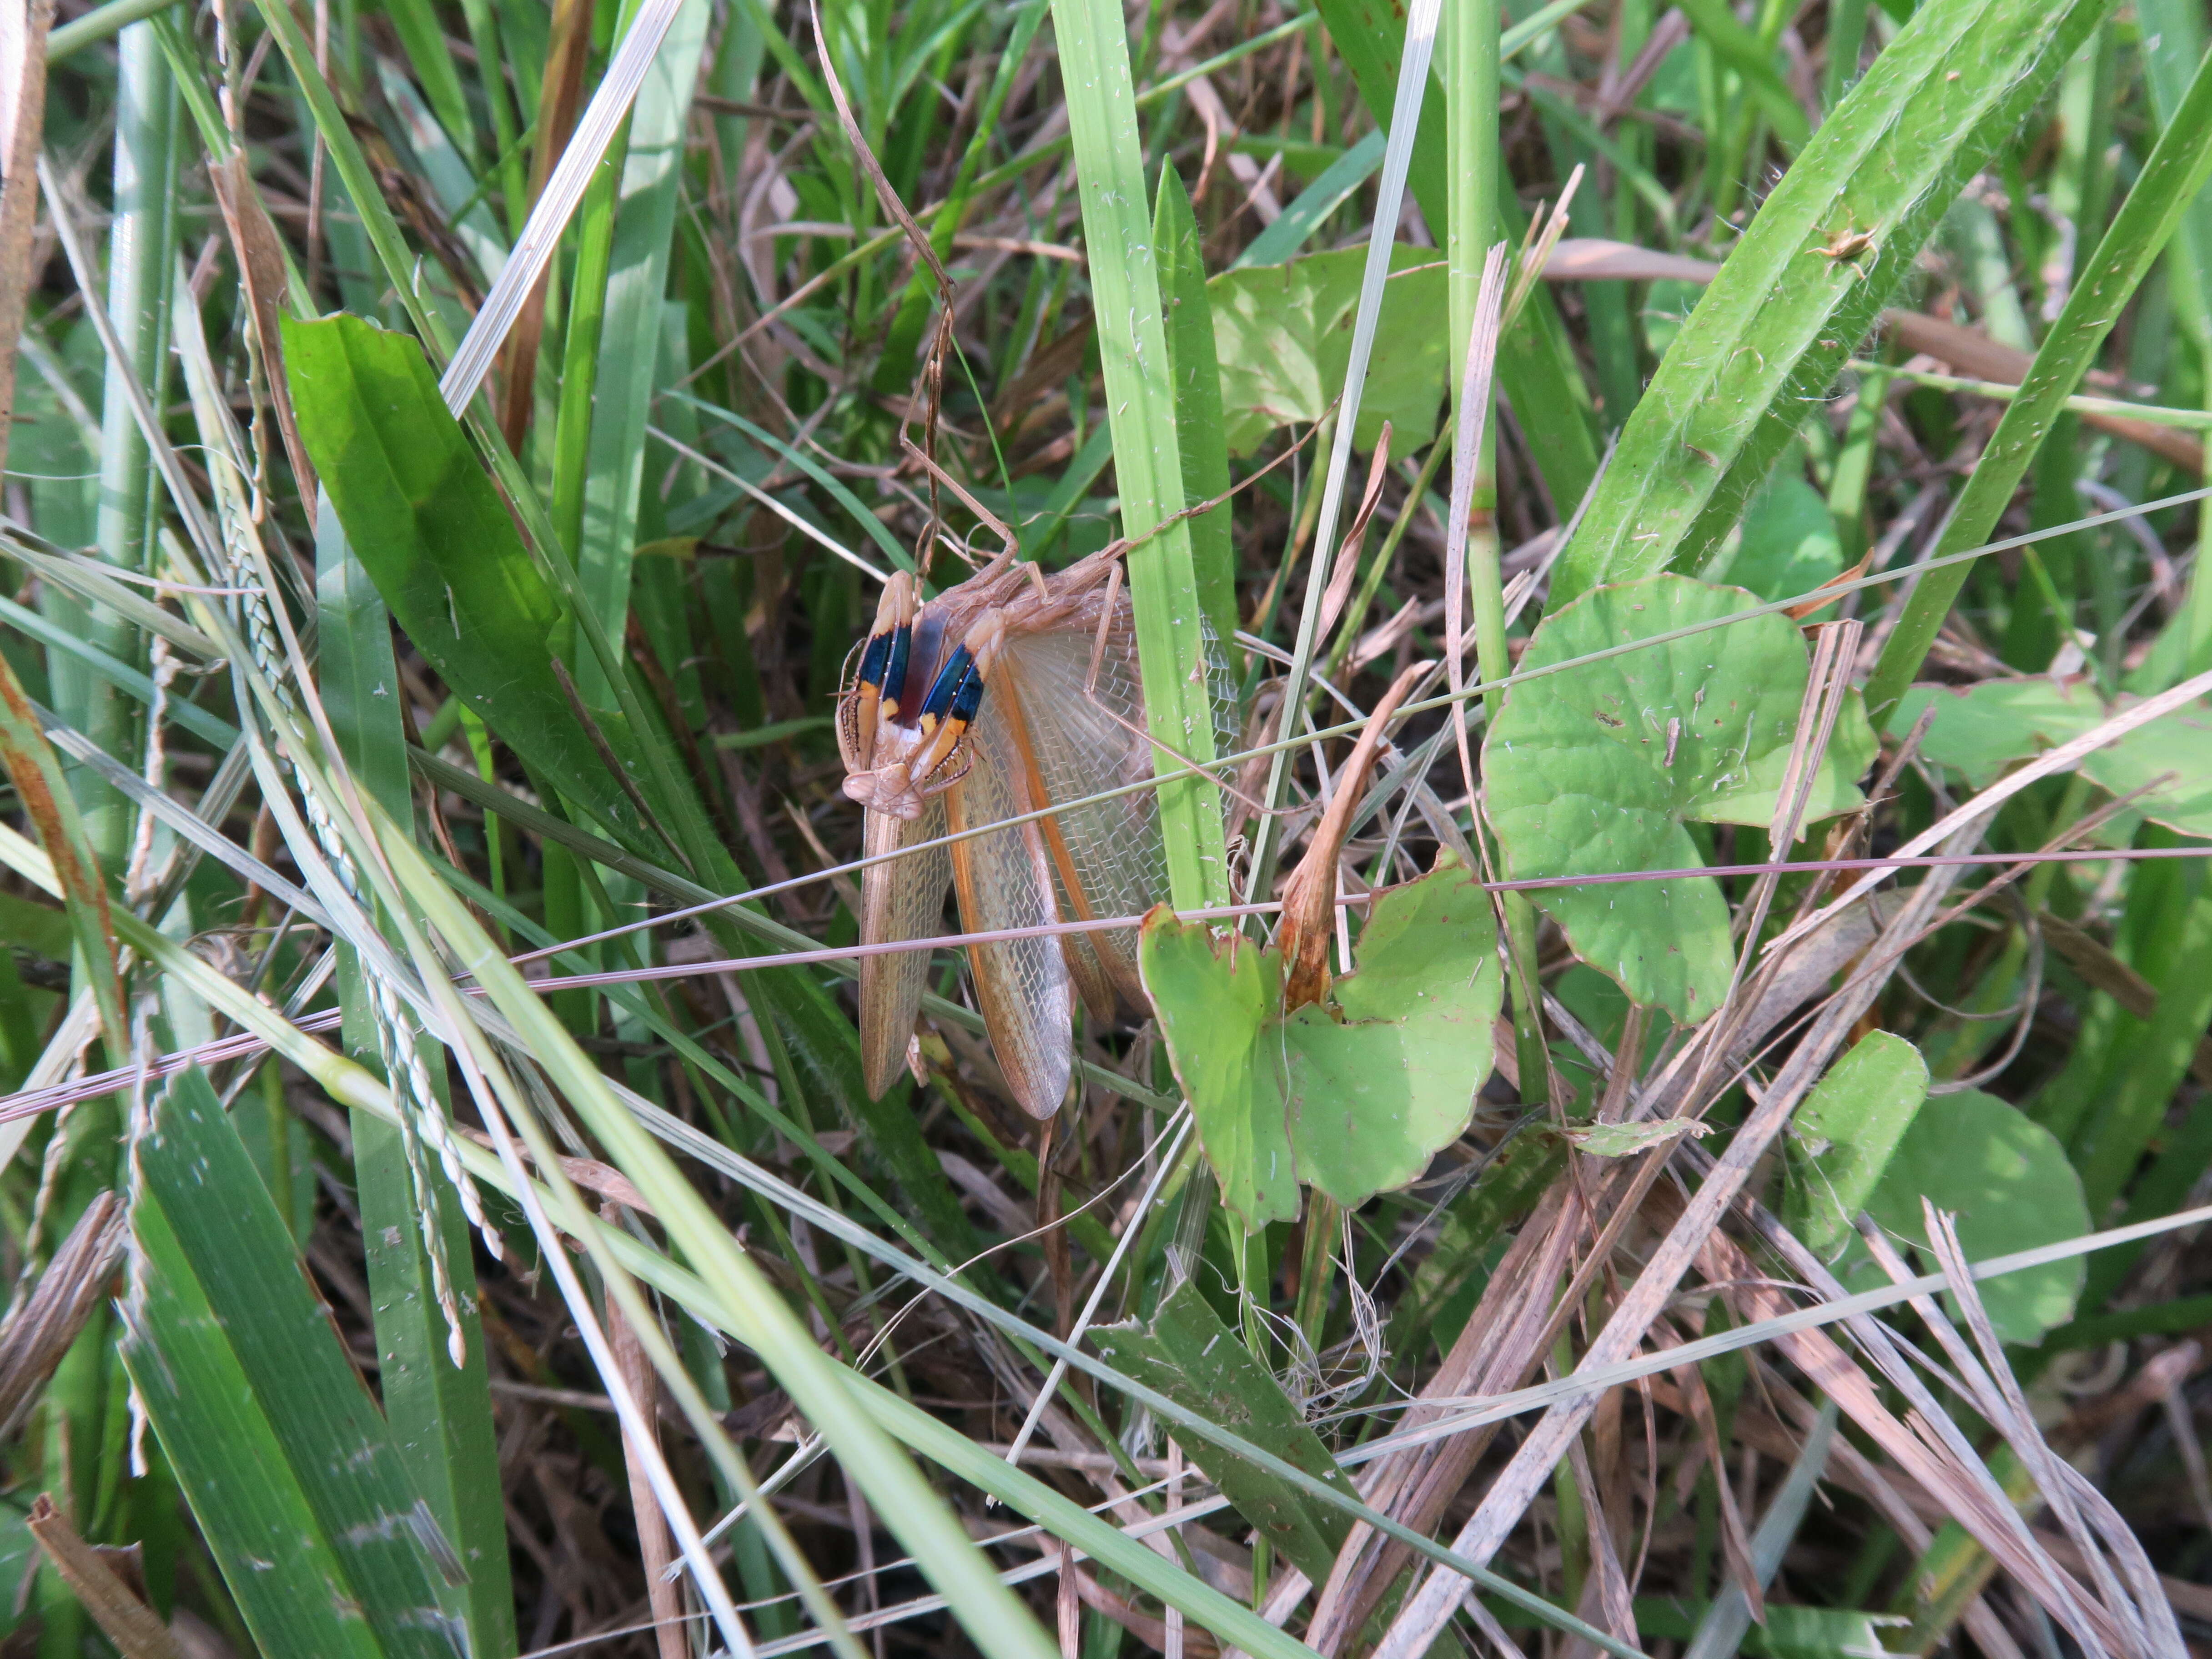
[1442,243,1511,810]
[1371,798,2001,1659]
[1304,1185,1584,1654]
[1561,1434,1638,1657]
[1277,658,1429,1011]
[1688,1156,2133,1654]
[1770,662,2212,962]
[1745,1356,2026,1659]
[1922,1208,2185,1655]
[1676,1192,2118,1654]
[0,1191,124,1439]
[1314,423,1393,649]
[208,153,316,502]
[28,1495,183,1659]
[1648,1318,1764,1625]
[608,1293,686,1659]
[496,0,594,451]
[0,0,54,488]
[1783,551,1872,620]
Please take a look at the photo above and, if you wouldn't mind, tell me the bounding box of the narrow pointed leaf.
[121,1069,469,1659]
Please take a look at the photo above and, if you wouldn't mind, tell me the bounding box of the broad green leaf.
[1284,863,1503,1205]
[1891,678,2104,789]
[283,313,660,859]
[120,1069,468,1659]
[1785,1031,1930,1253]
[1712,464,1843,603]
[1895,681,2212,838]
[2080,699,2212,838]
[1090,1278,1357,1584]
[1138,908,1293,1225]
[1859,1089,2090,1343]
[1553,0,2114,601]
[1484,575,1875,1020]
[1141,854,1501,1229]
[1208,247,1449,456]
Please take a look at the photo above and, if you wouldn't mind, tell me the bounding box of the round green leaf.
[1140,857,1499,1231]
[1860,1089,2089,1345]
[2081,699,2212,839]
[1484,574,1874,1019]
[1785,1031,1930,1254]
[1138,909,1299,1229]
[1285,861,1501,1205]
[1891,678,2103,790]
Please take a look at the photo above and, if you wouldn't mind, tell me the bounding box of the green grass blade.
[1672,0,1808,153]
[71,18,175,864]
[249,0,457,356]
[1553,0,2114,606]
[1154,166,1237,650]
[2135,0,2212,687]
[43,0,178,61]
[1243,0,1444,906]
[1313,0,1600,510]
[1048,0,1229,911]
[316,501,516,1659]
[550,112,631,587]
[121,1068,472,1659]
[573,0,710,702]
[437,0,695,412]
[382,0,481,167]
[370,815,1064,1659]
[1864,30,2212,725]
[1234,130,1385,269]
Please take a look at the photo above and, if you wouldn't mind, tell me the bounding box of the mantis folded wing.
[837,548,1186,1119]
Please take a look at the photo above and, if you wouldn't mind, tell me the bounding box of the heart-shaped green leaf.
[1207,248,1448,457]
[1897,680,2212,839]
[1140,855,1501,1230]
[1892,678,2104,789]
[1484,574,1875,1021]
[2081,699,2212,837]
[1857,1088,2089,1344]
[1785,1031,1930,1253]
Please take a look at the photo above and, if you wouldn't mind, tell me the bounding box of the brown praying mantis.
[836,542,1190,1120]
[835,431,1330,1118]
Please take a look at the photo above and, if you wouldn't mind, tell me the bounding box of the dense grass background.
[3,0,2212,1654]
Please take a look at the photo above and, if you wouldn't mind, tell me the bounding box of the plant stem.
[1449,0,1547,1103]
[73,20,176,865]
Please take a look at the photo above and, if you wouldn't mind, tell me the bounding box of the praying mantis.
[836,543,1207,1120]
